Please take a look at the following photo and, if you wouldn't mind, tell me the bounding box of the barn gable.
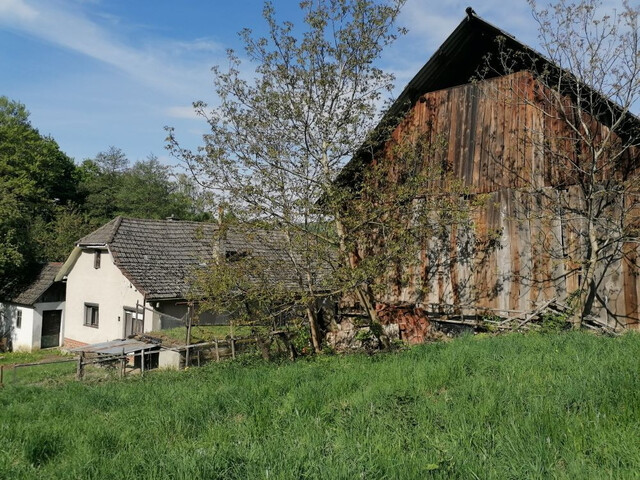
[341,11,640,332]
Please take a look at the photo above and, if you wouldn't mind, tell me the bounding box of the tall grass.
[1,331,638,479]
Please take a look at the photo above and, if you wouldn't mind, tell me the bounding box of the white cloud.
[0,0,220,95]
[400,1,461,45]
[0,0,38,19]
[166,105,202,120]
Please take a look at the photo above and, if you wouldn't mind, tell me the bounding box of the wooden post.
[185,303,193,368]
[141,295,146,333]
[197,349,201,367]
[215,339,220,362]
[140,350,145,376]
[76,352,85,380]
[119,357,125,378]
[231,337,236,359]
[0,365,3,387]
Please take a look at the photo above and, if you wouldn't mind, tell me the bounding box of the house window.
[16,310,22,329]
[84,304,99,328]
[94,251,101,269]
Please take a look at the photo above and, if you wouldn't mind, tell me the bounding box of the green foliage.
[0,97,80,296]
[540,312,571,333]
[188,228,304,330]
[29,205,95,262]
[353,328,373,342]
[79,149,213,224]
[1,332,639,478]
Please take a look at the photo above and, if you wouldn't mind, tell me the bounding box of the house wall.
[0,300,65,352]
[65,249,145,345]
[360,71,639,329]
[0,304,35,351]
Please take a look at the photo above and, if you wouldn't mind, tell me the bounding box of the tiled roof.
[12,263,63,305]
[77,216,121,246]
[79,217,325,301]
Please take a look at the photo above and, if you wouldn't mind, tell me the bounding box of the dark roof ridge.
[10,262,63,305]
[107,215,123,244]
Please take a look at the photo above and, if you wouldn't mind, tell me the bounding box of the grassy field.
[0,349,120,386]
[1,331,639,479]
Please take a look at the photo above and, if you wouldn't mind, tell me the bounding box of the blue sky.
[0,0,539,165]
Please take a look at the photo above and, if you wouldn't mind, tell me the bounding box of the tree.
[80,149,211,223]
[78,147,129,222]
[30,205,94,262]
[168,0,411,351]
[481,0,640,327]
[0,97,80,297]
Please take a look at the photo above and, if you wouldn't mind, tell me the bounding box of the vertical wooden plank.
[623,242,639,328]
[76,352,84,381]
[508,189,522,311]
[185,303,193,368]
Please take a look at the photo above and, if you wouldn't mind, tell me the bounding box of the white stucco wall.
[12,305,34,351]
[1,301,65,352]
[65,249,145,345]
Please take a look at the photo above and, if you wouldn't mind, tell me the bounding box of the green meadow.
[1,331,639,479]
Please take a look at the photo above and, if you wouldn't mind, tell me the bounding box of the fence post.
[0,365,3,387]
[185,303,193,368]
[13,365,17,384]
[231,337,236,359]
[140,350,145,376]
[76,352,85,380]
[215,339,220,362]
[121,348,127,378]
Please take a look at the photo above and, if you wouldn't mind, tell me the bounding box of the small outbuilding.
[0,262,66,351]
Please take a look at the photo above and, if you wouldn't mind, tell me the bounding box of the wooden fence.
[1,332,298,387]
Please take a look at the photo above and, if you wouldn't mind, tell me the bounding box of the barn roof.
[73,217,324,301]
[334,8,640,189]
[11,262,63,306]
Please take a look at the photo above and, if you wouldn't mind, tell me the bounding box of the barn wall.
[363,71,639,328]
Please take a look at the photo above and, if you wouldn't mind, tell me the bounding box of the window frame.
[94,250,101,269]
[16,310,22,329]
[84,303,99,328]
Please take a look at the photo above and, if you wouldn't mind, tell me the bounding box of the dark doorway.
[41,310,62,348]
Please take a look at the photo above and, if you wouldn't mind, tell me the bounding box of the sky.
[0,0,541,166]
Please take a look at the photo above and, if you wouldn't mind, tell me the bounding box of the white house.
[0,262,65,351]
[56,217,308,348]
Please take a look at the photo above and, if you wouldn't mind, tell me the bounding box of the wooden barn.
[337,10,640,339]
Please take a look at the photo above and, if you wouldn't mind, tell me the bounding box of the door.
[41,310,61,348]
[124,308,144,337]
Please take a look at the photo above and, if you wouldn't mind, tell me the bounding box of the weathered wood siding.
[366,71,639,328]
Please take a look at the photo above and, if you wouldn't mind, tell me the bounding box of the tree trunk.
[333,216,380,325]
[574,217,600,329]
[320,147,381,334]
[306,304,322,353]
